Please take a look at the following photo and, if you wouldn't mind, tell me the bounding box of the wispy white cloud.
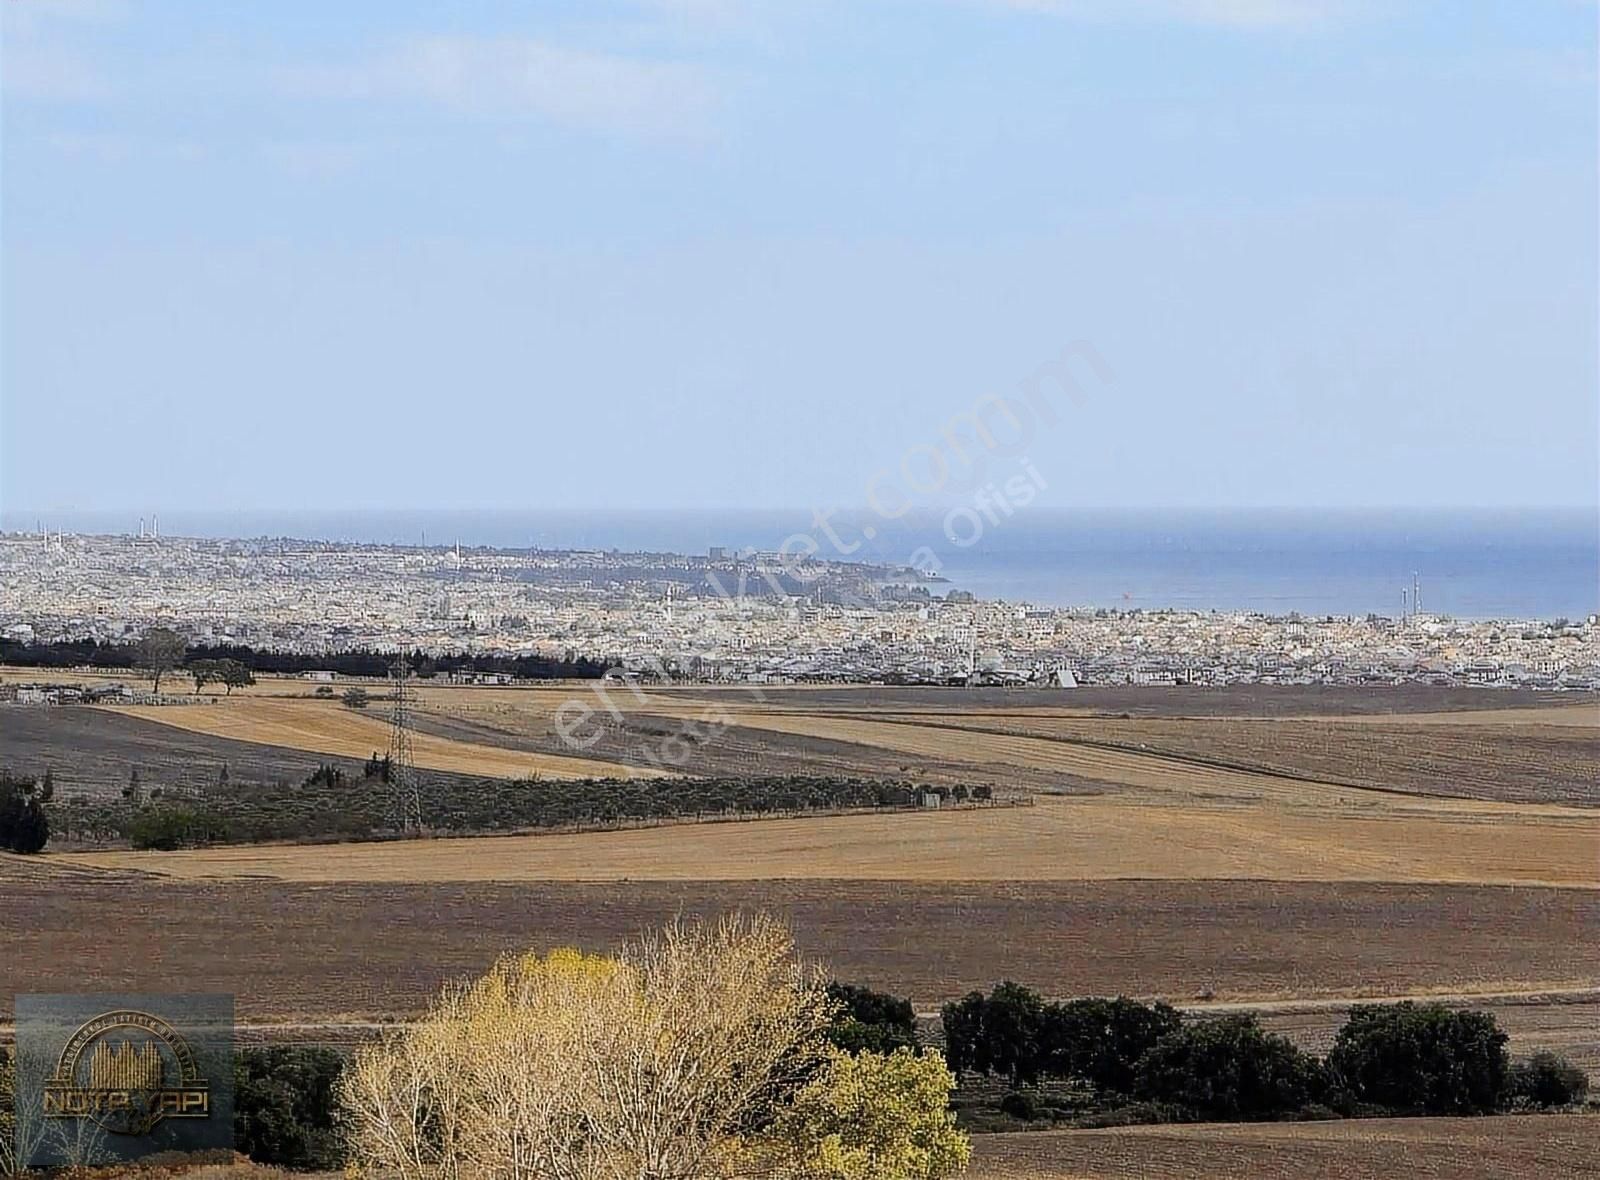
[281,36,717,138]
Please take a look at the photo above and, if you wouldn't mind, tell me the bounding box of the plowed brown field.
[966,1115,1600,1179]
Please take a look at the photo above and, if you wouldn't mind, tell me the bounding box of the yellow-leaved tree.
[769,1047,971,1180]
[340,914,965,1180]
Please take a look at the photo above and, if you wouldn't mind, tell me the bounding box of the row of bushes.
[4,988,1590,1173]
[52,771,993,849]
[941,983,1590,1124]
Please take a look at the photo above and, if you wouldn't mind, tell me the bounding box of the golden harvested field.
[63,791,1600,886]
[965,1115,1600,1180]
[398,682,1598,803]
[16,679,1586,887]
[96,697,664,779]
[16,673,1596,802]
[70,683,1600,809]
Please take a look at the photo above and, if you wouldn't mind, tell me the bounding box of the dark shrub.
[1507,1052,1589,1109]
[941,990,987,1076]
[1290,1102,1341,1121]
[999,1090,1040,1121]
[1042,997,1183,1095]
[945,989,1183,1098]
[826,982,918,1053]
[128,804,230,850]
[1327,1003,1508,1115]
[1135,1014,1326,1121]
[235,1045,345,1169]
[942,982,1048,1085]
[0,771,49,853]
[302,764,345,789]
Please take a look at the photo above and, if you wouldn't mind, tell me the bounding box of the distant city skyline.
[2,504,1594,621]
[3,1,1596,513]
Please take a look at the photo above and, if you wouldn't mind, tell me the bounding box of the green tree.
[940,982,1046,1085]
[235,1046,345,1169]
[341,918,837,1180]
[827,983,919,1055]
[937,992,986,1078]
[220,659,256,694]
[342,686,370,709]
[188,658,219,693]
[134,627,187,694]
[770,1047,970,1180]
[1041,997,1182,1095]
[0,772,49,854]
[1135,1014,1326,1121]
[1327,1003,1508,1115]
[1507,1052,1588,1109]
[128,804,228,851]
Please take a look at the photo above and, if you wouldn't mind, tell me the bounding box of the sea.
[5,507,1596,622]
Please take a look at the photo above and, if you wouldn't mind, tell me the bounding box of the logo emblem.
[43,1010,211,1136]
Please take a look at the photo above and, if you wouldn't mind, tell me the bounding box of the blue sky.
[2,0,1595,514]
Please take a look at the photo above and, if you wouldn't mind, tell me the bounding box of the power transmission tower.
[388,656,424,832]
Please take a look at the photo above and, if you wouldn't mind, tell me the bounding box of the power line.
[388,655,423,832]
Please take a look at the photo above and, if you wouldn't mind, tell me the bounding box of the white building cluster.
[2,531,1596,690]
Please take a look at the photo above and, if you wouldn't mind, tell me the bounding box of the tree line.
[0,636,611,681]
[42,770,992,850]
[3,968,1589,1175]
[941,981,1589,1126]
